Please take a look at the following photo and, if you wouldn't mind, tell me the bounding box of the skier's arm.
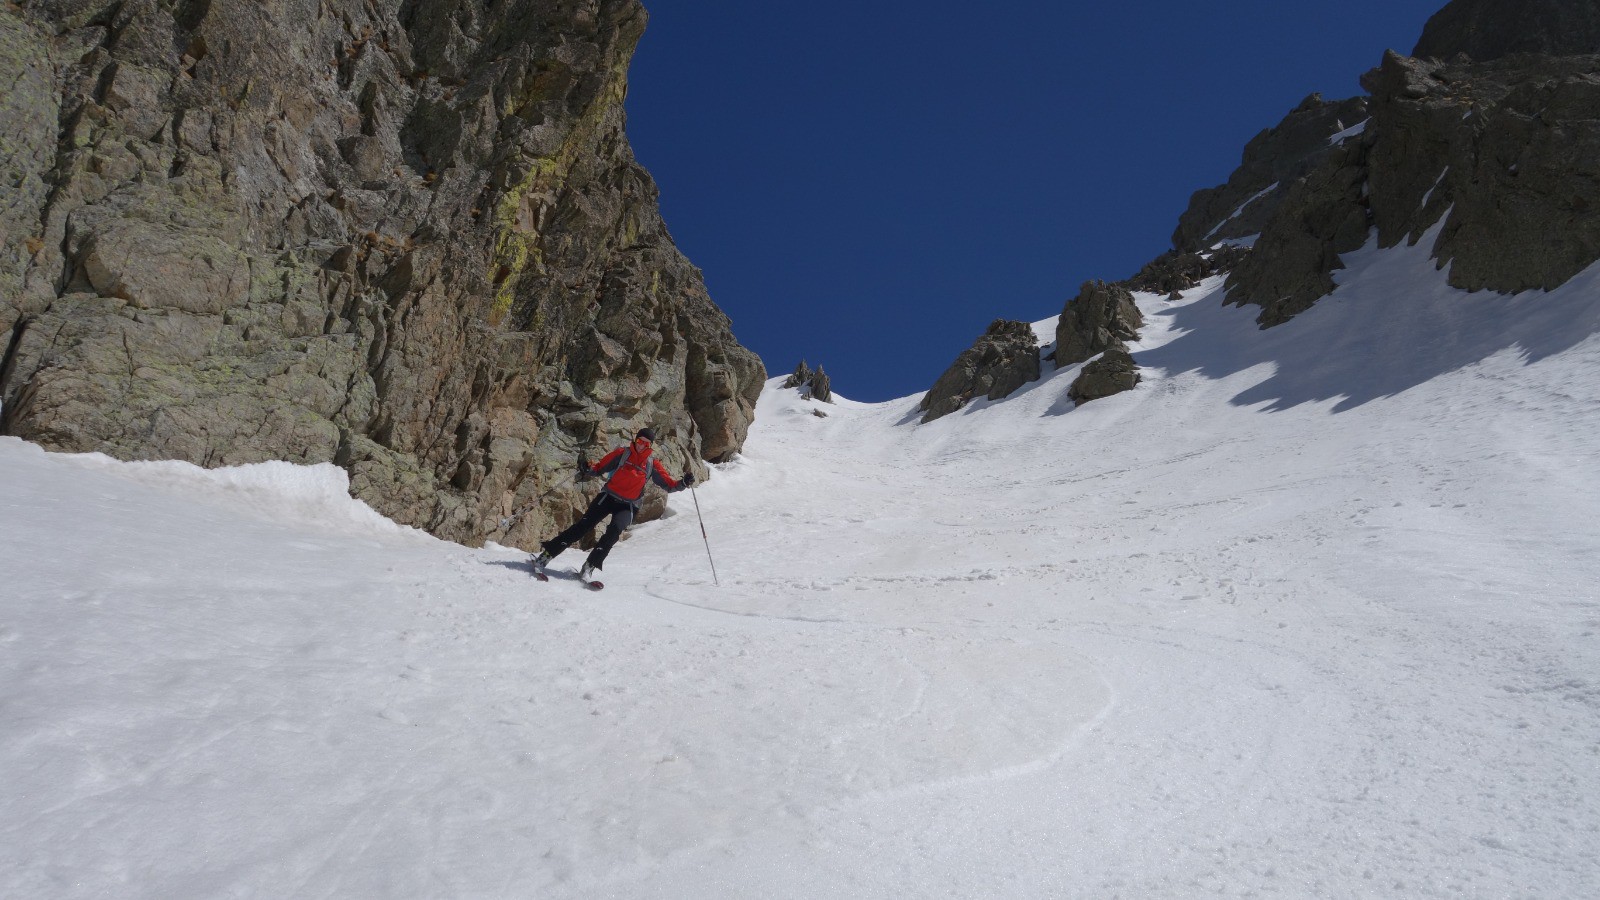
[590,447,625,477]
[650,459,685,492]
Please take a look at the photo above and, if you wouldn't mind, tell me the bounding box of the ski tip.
[533,571,549,582]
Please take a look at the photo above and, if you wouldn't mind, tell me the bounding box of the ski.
[530,561,602,590]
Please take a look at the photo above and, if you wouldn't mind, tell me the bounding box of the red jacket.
[589,441,680,504]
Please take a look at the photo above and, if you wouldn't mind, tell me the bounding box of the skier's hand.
[680,472,696,487]
[575,461,592,483]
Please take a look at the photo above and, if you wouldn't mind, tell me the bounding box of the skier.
[532,427,695,584]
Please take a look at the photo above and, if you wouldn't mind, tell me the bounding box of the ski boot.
[578,563,604,591]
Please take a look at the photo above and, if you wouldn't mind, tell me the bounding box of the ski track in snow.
[4,231,1600,897]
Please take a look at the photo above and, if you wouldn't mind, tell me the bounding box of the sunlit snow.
[3,231,1598,897]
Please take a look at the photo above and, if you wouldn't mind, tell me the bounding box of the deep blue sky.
[625,1,1446,401]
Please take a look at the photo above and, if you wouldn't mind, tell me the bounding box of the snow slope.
[3,232,1599,898]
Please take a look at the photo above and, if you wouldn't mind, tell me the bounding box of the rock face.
[920,319,1039,423]
[1172,94,1370,253]
[1054,281,1143,368]
[1068,344,1140,407]
[1224,47,1600,325]
[1414,0,1600,62]
[1367,52,1600,294]
[0,1,765,549]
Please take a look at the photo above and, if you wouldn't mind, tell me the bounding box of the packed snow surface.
[4,233,1600,897]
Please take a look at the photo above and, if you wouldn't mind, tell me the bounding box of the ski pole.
[683,416,720,586]
[690,483,719,586]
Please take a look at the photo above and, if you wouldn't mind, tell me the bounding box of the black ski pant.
[542,491,636,570]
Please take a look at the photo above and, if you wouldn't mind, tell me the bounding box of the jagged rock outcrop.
[783,360,812,389]
[0,1,765,549]
[920,319,1039,423]
[1054,281,1143,368]
[1068,344,1140,406]
[783,359,832,402]
[921,252,1243,415]
[1224,46,1600,325]
[1414,0,1600,62]
[808,366,832,403]
[1172,94,1370,253]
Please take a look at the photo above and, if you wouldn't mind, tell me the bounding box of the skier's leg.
[543,494,610,557]
[584,501,635,571]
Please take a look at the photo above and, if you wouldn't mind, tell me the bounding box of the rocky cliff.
[0,0,764,548]
[1225,47,1600,326]
[1193,0,1600,329]
[919,0,1600,412]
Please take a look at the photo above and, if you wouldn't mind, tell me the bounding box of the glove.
[680,472,696,487]
[575,458,593,482]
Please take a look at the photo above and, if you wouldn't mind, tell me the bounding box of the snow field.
[3,231,1599,897]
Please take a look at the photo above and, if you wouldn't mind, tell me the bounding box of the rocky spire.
[783,359,834,403]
